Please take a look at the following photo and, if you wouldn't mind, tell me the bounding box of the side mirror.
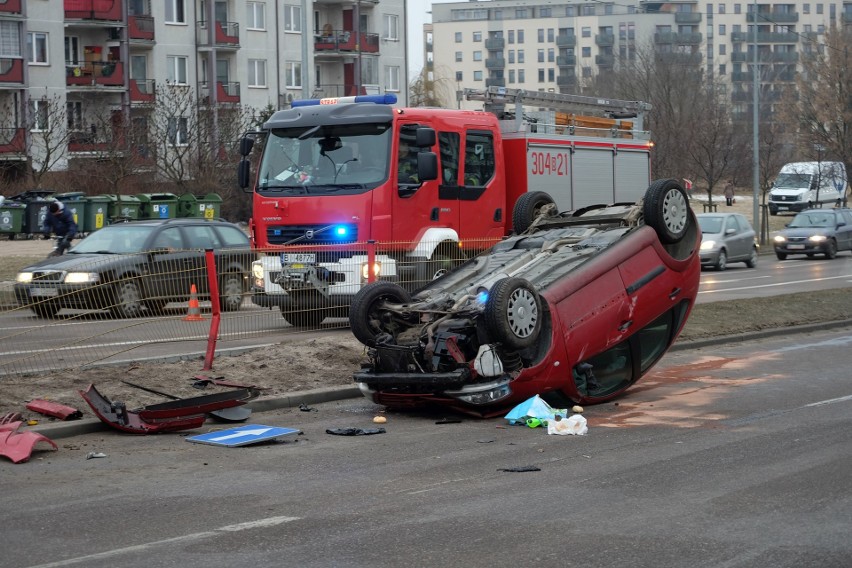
[238,159,251,191]
[725,228,736,235]
[415,127,436,148]
[837,221,846,228]
[239,136,254,157]
[417,152,438,181]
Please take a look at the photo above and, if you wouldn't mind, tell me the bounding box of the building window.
[27,32,48,64]
[247,2,265,30]
[509,69,515,83]
[385,65,400,92]
[455,51,462,62]
[494,10,503,20]
[284,5,301,32]
[165,0,186,24]
[508,30,514,44]
[816,3,823,14]
[540,7,551,17]
[473,31,482,42]
[518,50,525,63]
[383,14,399,40]
[548,68,555,81]
[66,101,83,131]
[538,68,545,82]
[803,3,810,14]
[166,55,187,84]
[538,28,544,42]
[548,48,554,62]
[734,3,742,14]
[474,70,483,81]
[548,29,555,42]
[518,29,525,43]
[719,64,726,75]
[473,51,482,61]
[0,22,21,58]
[537,49,544,62]
[455,32,462,42]
[566,6,575,16]
[719,24,726,35]
[248,59,266,87]
[29,99,49,131]
[518,69,525,83]
[718,3,725,14]
[516,9,527,18]
[582,66,592,78]
[581,27,591,38]
[167,116,188,146]
[456,71,463,81]
[286,61,302,87]
[719,44,726,56]
[582,46,591,57]
[508,50,515,64]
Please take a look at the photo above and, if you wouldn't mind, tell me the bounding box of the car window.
[637,311,673,373]
[574,343,632,398]
[698,216,723,233]
[73,225,155,254]
[151,227,184,251]
[842,211,852,225]
[183,225,222,249]
[216,225,250,247]
[725,216,738,233]
[734,215,750,232]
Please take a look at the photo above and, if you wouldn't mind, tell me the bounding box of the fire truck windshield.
[256,123,391,195]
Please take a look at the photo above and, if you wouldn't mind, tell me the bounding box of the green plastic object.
[101,194,142,222]
[84,195,113,231]
[57,193,88,233]
[0,201,25,235]
[177,193,222,219]
[137,193,178,219]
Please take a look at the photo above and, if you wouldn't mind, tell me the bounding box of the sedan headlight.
[251,262,265,280]
[700,240,717,251]
[809,235,827,243]
[773,235,787,243]
[361,261,381,281]
[64,272,99,284]
[16,272,33,284]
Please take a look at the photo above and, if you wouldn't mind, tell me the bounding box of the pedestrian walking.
[724,180,735,206]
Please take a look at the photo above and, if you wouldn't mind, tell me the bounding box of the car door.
[181,224,225,294]
[838,210,852,251]
[145,226,196,300]
[726,215,750,261]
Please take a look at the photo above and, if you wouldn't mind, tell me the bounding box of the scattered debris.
[504,395,566,426]
[25,400,83,421]
[0,412,23,425]
[435,418,462,424]
[372,416,387,424]
[191,376,262,390]
[0,421,58,464]
[120,380,256,424]
[186,425,300,447]
[547,414,588,436]
[86,452,107,460]
[477,439,495,444]
[498,465,541,473]
[325,427,386,436]
[299,404,318,412]
[572,405,584,413]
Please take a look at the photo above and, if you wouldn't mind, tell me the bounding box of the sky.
[407,0,455,80]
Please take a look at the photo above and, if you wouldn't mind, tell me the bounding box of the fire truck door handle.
[669,287,681,300]
[494,208,502,222]
[430,208,439,221]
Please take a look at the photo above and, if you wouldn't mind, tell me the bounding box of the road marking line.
[805,394,852,407]
[698,273,852,294]
[24,515,300,568]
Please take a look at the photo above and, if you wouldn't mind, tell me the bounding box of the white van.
[768,161,848,215]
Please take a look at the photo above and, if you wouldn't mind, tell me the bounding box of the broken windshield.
[257,123,391,195]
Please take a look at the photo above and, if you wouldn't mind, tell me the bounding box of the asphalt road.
[2,327,850,567]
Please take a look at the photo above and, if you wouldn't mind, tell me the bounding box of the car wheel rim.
[662,188,687,235]
[119,283,142,315]
[507,288,538,338]
[223,278,243,308]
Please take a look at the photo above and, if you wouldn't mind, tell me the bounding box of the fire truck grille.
[266,224,358,245]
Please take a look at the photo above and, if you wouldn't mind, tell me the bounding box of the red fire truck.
[237,87,654,324]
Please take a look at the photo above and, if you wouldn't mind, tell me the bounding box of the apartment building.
[429,0,844,119]
[0,0,407,180]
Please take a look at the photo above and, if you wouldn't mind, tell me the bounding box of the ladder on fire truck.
[464,86,652,135]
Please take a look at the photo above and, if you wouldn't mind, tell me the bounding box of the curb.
[672,318,852,351]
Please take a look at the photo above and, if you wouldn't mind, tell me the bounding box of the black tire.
[769,210,778,216]
[32,301,60,318]
[349,281,412,346]
[776,252,787,260]
[643,179,690,244]
[219,273,245,312]
[745,246,758,268]
[825,239,837,259]
[512,191,555,234]
[111,279,145,318]
[483,277,542,351]
[716,249,727,271]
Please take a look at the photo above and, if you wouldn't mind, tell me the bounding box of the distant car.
[773,208,852,260]
[348,179,701,415]
[15,218,253,318]
[697,212,758,270]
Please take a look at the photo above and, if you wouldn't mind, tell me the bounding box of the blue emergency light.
[291,94,398,108]
[333,225,349,237]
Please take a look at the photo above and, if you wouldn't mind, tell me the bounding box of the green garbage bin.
[138,193,178,219]
[11,189,56,237]
[0,201,25,239]
[103,194,142,222]
[56,192,88,234]
[178,193,222,219]
[85,196,112,232]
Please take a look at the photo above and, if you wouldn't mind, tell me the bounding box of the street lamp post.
[752,0,760,240]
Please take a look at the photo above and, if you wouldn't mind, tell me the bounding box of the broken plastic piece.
[498,465,541,473]
[299,404,318,412]
[192,376,260,390]
[547,414,588,436]
[435,418,462,424]
[504,395,566,425]
[0,421,58,464]
[208,406,252,423]
[325,427,386,436]
[0,412,23,425]
[25,399,83,421]
[86,452,107,460]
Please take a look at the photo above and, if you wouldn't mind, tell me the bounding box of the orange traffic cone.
[183,284,205,321]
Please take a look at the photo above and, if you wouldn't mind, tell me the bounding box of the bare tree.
[409,67,454,108]
[23,91,73,188]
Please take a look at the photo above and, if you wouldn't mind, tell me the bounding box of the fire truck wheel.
[483,277,542,351]
[512,191,556,234]
[643,179,690,244]
[349,281,413,346]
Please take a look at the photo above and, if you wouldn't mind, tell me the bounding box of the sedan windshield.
[71,226,155,254]
[788,212,836,228]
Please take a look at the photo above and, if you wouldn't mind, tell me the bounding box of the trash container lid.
[11,189,56,201]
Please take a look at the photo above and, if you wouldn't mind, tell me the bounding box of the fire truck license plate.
[281,253,316,264]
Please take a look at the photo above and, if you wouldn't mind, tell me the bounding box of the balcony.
[485,37,505,51]
[596,54,614,66]
[556,34,576,47]
[843,13,852,23]
[197,21,240,48]
[656,51,702,65]
[129,15,155,42]
[0,0,22,14]
[731,31,799,43]
[310,84,380,98]
[130,79,155,103]
[64,0,122,22]
[655,31,703,44]
[557,55,576,67]
[557,74,577,86]
[68,129,125,153]
[314,30,379,54]
[199,81,240,104]
[66,61,124,87]
[731,51,799,63]
[485,77,505,87]
[747,12,798,23]
[0,127,25,155]
[595,33,615,47]
[485,57,506,68]
[0,58,24,85]
[674,12,702,24]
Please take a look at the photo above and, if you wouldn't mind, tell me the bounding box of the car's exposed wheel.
[776,252,787,260]
[483,277,542,351]
[349,282,412,346]
[643,179,690,244]
[111,279,145,318]
[31,301,60,318]
[415,249,466,286]
[825,239,837,259]
[716,249,727,271]
[512,191,555,234]
[219,273,245,312]
[745,246,758,268]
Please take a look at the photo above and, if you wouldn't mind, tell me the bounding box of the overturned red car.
[349,179,701,416]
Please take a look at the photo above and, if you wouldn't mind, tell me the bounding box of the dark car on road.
[348,179,701,415]
[773,208,852,260]
[15,218,253,318]
[697,212,758,270]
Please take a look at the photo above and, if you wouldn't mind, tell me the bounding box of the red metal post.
[367,240,376,283]
[203,249,221,371]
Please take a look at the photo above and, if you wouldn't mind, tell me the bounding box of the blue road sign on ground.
[186,425,301,447]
